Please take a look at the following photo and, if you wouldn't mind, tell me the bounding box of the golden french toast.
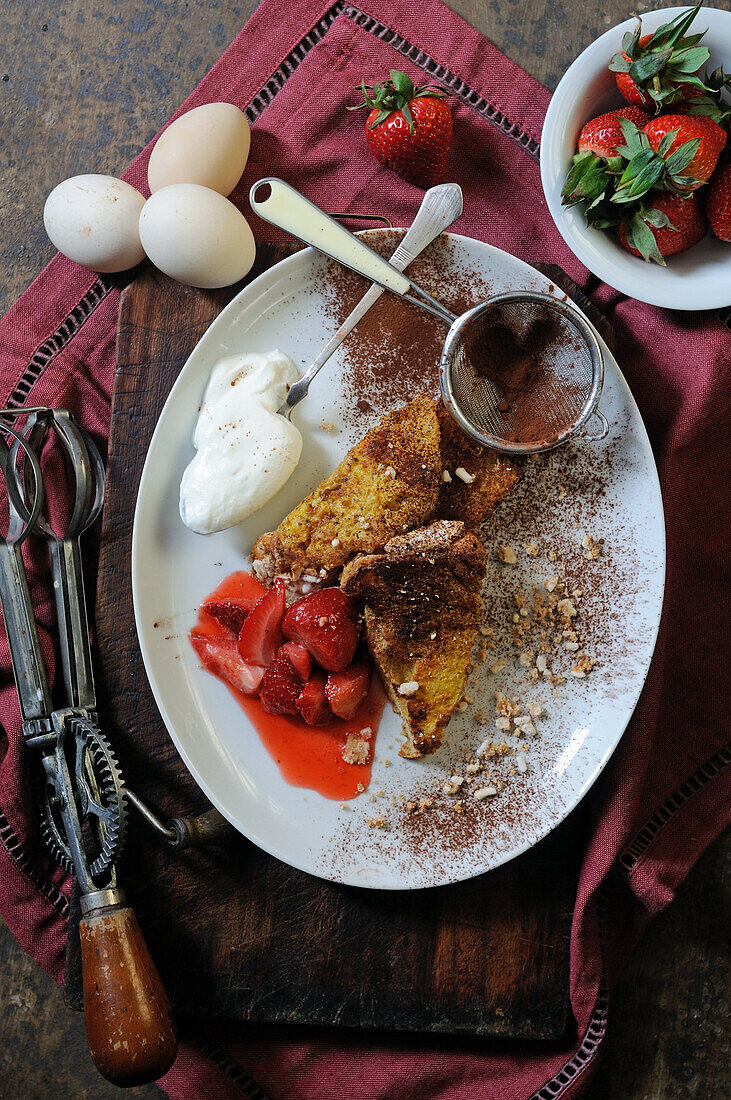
[251,394,441,586]
[435,398,522,526]
[341,521,486,758]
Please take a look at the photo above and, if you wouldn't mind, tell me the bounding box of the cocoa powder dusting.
[464,310,587,444]
[315,232,491,420]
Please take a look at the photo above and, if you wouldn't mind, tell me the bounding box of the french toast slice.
[251,394,441,587]
[435,398,522,526]
[341,520,486,758]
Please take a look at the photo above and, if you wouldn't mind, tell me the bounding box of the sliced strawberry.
[189,630,264,696]
[296,672,332,726]
[237,579,286,667]
[278,642,312,681]
[282,588,360,672]
[259,654,303,716]
[325,660,371,720]
[201,598,251,636]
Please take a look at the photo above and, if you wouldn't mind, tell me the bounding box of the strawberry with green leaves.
[644,113,727,189]
[350,69,452,187]
[617,191,707,264]
[562,116,704,220]
[609,4,712,112]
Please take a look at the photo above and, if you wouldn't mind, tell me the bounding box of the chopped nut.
[356,782,365,793]
[545,575,559,593]
[557,598,577,619]
[320,421,336,433]
[519,651,533,667]
[475,739,491,757]
[523,542,539,556]
[498,544,517,565]
[455,467,474,483]
[366,816,387,829]
[515,753,528,774]
[331,537,340,547]
[489,658,507,674]
[384,465,396,478]
[419,797,433,811]
[449,775,465,786]
[456,700,468,713]
[453,800,464,813]
[513,714,532,728]
[441,469,452,483]
[398,680,419,696]
[536,654,549,673]
[528,702,543,719]
[474,785,498,800]
[565,640,580,652]
[342,735,370,765]
[495,716,510,731]
[466,762,482,774]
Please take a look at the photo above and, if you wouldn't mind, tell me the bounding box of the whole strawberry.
[577,106,651,158]
[644,114,727,190]
[706,162,731,242]
[609,5,711,112]
[350,69,452,187]
[617,191,707,264]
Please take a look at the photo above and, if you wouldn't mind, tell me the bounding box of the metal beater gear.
[39,716,127,880]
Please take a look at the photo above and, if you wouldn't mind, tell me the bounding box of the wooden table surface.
[0,1,728,1097]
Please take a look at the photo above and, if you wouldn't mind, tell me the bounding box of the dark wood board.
[64,251,586,1040]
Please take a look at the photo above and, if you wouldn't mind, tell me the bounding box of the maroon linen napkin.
[0,1,729,1097]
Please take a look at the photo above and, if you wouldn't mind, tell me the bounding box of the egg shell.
[43,174,146,272]
[139,183,256,289]
[147,102,251,197]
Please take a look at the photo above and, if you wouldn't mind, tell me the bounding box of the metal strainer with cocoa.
[251,178,608,454]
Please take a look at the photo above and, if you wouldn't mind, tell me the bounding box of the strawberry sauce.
[191,571,386,800]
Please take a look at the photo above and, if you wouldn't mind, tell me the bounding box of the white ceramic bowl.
[541,6,731,310]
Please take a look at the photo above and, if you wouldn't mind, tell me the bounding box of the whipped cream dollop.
[180,350,302,534]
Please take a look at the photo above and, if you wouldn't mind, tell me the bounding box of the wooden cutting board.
[64,247,599,1039]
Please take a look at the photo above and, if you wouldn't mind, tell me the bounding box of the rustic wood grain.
[65,258,583,1040]
[2,0,730,1095]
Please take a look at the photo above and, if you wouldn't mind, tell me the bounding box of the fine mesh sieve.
[440,292,608,455]
[250,179,609,454]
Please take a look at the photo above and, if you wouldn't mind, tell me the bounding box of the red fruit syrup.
[191,570,386,800]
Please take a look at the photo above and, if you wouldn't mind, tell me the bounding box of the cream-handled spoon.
[265,181,463,418]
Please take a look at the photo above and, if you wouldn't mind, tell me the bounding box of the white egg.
[43,174,146,272]
[139,183,256,288]
[147,102,251,197]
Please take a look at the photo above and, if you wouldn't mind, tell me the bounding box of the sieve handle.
[583,409,609,442]
[250,178,412,295]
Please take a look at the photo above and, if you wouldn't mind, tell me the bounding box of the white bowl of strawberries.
[541,5,731,310]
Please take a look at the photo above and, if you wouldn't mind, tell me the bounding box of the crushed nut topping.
[474,785,498,800]
[397,680,419,696]
[455,467,475,483]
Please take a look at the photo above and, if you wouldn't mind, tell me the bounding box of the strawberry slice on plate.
[189,630,264,696]
[238,579,286,667]
[278,642,312,681]
[201,597,252,636]
[325,659,371,720]
[296,672,332,726]
[282,588,360,672]
[259,654,303,716]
